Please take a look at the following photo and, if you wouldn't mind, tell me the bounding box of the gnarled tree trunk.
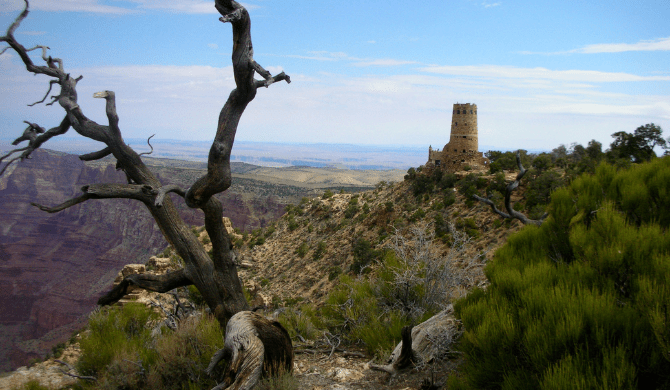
[1,1,292,388]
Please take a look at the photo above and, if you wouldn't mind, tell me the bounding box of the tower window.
[457,110,460,114]
[455,122,457,126]
[462,136,466,138]
[463,149,466,153]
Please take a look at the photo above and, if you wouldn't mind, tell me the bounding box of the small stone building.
[427,103,489,171]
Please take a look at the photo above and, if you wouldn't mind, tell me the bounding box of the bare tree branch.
[0,118,71,178]
[31,183,158,213]
[55,360,97,382]
[473,151,547,226]
[12,121,45,145]
[138,134,155,157]
[155,184,186,207]
[185,0,290,210]
[79,147,112,161]
[28,80,59,106]
[0,150,28,176]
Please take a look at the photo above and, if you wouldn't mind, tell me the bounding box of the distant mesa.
[427,103,489,171]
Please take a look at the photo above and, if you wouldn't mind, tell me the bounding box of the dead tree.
[472,151,547,226]
[369,305,462,375]
[0,1,292,388]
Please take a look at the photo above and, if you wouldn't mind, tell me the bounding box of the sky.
[1,0,669,152]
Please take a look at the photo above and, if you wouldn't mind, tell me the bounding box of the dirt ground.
[292,348,459,390]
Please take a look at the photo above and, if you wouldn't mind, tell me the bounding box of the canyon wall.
[0,150,288,371]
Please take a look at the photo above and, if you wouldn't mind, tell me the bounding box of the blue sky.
[1,0,669,152]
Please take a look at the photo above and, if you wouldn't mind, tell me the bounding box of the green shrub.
[408,208,426,222]
[457,173,486,199]
[350,238,382,274]
[146,315,223,390]
[313,241,327,261]
[443,191,456,207]
[344,199,360,219]
[431,201,444,211]
[51,342,66,359]
[322,189,334,199]
[287,215,299,231]
[450,158,670,389]
[77,303,160,380]
[322,260,434,359]
[277,307,319,341]
[188,285,205,307]
[20,380,50,390]
[257,370,299,390]
[77,303,225,390]
[295,242,308,258]
[434,213,449,239]
[321,225,463,359]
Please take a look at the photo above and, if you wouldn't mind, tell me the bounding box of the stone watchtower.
[427,103,488,170]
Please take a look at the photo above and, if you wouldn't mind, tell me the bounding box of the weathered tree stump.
[369,305,462,375]
[206,311,293,390]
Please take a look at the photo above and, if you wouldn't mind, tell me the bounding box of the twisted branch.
[31,183,158,213]
[79,147,112,161]
[55,360,97,382]
[473,151,547,226]
[138,134,155,157]
[28,80,59,106]
[185,0,290,210]
[155,184,186,207]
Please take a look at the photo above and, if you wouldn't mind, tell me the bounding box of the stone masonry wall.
[427,103,488,170]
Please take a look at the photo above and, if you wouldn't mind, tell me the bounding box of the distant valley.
[1,138,428,171]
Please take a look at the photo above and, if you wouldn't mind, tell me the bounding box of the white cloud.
[1,52,669,151]
[419,64,670,82]
[353,59,418,67]
[576,37,670,53]
[274,51,359,62]
[120,0,216,14]
[277,51,418,68]
[119,0,260,14]
[0,0,134,14]
[0,0,259,15]
[522,37,670,55]
[482,2,501,8]
[207,43,218,49]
